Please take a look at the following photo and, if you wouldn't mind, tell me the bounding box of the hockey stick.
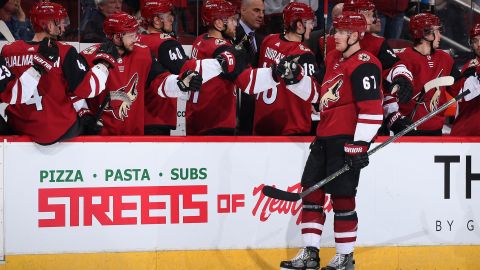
[323,0,328,59]
[262,89,471,202]
[0,20,14,42]
[93,92,110,124]
[409,75,454,121]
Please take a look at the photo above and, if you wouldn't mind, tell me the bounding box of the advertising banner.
[4,140,480,254]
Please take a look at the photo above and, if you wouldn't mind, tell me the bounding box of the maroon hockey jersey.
[254,34,320,135]
[139,32,187,130]
[82,43,170,135]
[388,47,455,131]
[450,57,480,136]
[1,40,106,144]
[317,49,383,142]
[186,34,236,135]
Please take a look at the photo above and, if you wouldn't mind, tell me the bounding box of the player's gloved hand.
[390,75,413,104]
[177,70,203,92]
[216,47,247,81]
[33,38,59,74]
[272,55,303,85]
[93,40,119,69]
[386,111,417,135]
[78,109,103,135]
[344,141,370,169]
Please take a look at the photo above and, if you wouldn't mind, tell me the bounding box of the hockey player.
[320,0,399,71]
[81,11,208,135]
[383,13,461,135]
[0,2,114,144]
[139,0,189,135]
[186,0,286,135]
[279,12,383,270]
[254,2,321,135]
[450,23,480,136]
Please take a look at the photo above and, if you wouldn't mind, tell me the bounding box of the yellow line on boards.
[2,246,479,270]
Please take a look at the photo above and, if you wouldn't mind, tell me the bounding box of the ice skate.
[321,252,354,270]
[280,246,320,270]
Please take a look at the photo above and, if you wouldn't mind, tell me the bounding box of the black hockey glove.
[177,70,203,92]
[33,38,59,74]
[344,141,370,169]
[93,40,119,69]
[271,55,303,85]
[78,109,103,135]
[390,75,413,104]
[386,111,417,135]
[216,47,247,81]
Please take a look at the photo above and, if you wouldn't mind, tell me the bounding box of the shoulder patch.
[358,53,370,62]
[215,39,227,46]
[299,44,311,52]
[159,33,172,39]
[134,43,148,48]
[469,58,479,67]
[82,46,97,55]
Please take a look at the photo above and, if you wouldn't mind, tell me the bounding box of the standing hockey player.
[384,13,460,135]
[254,2,321,135]
[187,0,286,135]
[279,12,383,270]
[450,23,480,136]
[0,2,113,144]
[81,11,206,135]
[139,0,189,135]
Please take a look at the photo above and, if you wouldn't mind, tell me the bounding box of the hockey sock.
[332,196,357,254]
[301,188,326,248]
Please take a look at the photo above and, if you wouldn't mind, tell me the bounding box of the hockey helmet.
[470,23,480,40]
[104,12,139,38]
[201,0,237,27]
[409,13,441,40]
[343,0,376,13]
[333,11,367,35]
[283,2,315,27]
[30,2,69,33]
[141,0,174,23]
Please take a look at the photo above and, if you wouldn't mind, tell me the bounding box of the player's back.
[1,40,78,144]
[254,34,316,135]
[186,33,236,135]
[82,43,152,135]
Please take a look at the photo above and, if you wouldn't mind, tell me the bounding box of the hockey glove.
[386,111,417,135]
[344,141,370,169]
[272,55,303,85]
[390,75,413,104]
[93,41,119,69]
[177,70,203,92]
[216,47,247,81]
[78,109,103,135]
[33,38,59,74]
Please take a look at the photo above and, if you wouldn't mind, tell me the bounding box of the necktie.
[248,32,256,53]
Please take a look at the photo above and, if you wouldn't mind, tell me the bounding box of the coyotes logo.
[320,74,343,111]
[106,73,139,121]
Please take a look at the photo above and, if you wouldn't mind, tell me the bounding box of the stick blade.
[262,185,301,201]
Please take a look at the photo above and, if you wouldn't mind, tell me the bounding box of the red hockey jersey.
[139,32,188,130]
[387,47,455,131]
[450,57,480,136]
[82,43,170,135]
[1,40,107,144]
[187,34,237,135]
[317,49,383,142]
[254,34,320,135]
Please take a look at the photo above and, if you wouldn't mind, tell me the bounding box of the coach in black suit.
[234,0,265,135]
